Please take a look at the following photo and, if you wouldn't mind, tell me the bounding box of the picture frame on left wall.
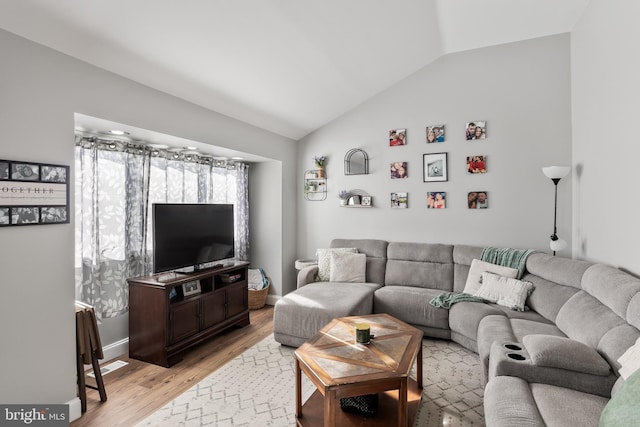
[0,158,70,227]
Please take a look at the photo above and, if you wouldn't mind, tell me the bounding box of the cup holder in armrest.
[507,353,526,361]
[504,344,522,351]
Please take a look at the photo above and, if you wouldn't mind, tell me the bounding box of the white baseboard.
[101,338,129,363]
[68,397,82,422]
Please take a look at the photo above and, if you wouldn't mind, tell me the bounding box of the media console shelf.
[128,261,250,367]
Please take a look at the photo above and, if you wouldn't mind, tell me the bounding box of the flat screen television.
[153,203,235,273]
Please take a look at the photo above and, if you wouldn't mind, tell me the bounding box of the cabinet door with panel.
[169,299,200,344]
[226,281,248,318]
[201,289,226,330]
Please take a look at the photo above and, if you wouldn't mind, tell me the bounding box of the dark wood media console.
[128,261,250,367]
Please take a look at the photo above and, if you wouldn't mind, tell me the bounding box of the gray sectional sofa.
[273,238,640,426]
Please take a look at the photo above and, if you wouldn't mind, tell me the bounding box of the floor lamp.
[542,166,571,255]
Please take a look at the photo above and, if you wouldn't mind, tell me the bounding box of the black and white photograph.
[426,125,445,143]
[468,191,489,209]
[182,280,201,296]
[423,153,448,182]
[41,165,68,183]
[40,206,68,224]
[465,121,487,140]
[361,196,372,206]
[0,162,8,180]
[11,163,39,181]
[11,207,39,224]
[0,207,9,225]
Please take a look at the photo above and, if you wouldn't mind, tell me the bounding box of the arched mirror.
[344,149,369,175]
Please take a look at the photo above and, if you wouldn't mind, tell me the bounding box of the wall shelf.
[304,170,327,201]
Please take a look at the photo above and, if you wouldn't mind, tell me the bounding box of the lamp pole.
[550,178,560,255]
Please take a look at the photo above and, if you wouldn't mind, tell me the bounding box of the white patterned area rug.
[137,334,485,426]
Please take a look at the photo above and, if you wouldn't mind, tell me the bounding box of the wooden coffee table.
[294,313,423,427]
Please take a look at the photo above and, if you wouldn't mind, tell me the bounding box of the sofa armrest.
[297,265,319,288]
[523,335,611,376]
[488,340,616,397]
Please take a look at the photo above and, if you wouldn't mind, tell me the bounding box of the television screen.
[153,203,235,273]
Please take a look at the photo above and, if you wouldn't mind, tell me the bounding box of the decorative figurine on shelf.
[314,155,326,178]
[338,190,350,206]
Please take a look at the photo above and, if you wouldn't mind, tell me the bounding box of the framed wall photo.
[423,153,448,182]
[0,158,70,227]
[467,155,487,174]
[468,191,489,209]
[182,280,201,296]
[390,162,408,179]
[427,192,446,209]
[389,129,407,146]
[391,192,408,209]
[465,121,487,140]
[426,125,445,143]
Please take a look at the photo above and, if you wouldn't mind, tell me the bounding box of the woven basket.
[248,279,271,310]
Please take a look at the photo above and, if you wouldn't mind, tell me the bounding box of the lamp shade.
[542,166,571,180]
[550,237,567,252]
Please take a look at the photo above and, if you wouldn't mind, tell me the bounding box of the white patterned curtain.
[75,137,249,318]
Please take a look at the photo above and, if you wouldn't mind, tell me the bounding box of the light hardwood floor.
[71,305,275,427]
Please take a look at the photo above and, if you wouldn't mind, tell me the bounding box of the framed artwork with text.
[0,159,70,227]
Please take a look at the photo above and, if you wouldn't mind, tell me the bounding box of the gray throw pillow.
[316,247,358,281]
[329,251,366,283]
[523,335,611,376]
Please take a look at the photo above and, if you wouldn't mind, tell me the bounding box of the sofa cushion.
[463,259,518,295]
[556,291,626,348]
[374,286,449,333]
[530,382,608,427]
[485,376,608,427]
[329,251,366,283]
[273,281,381,347]
[316,247,358,281]
[385,242,454,290]
[483,376,546,427]
[449,302,506,351]
[523,335,611,376]
[475,272,534,312]
[599,369,640,427]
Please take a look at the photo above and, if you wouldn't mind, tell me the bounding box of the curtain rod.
[75,134,247,168]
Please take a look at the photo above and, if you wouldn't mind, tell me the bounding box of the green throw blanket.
[481,246,535,279]
[429,292,488,309]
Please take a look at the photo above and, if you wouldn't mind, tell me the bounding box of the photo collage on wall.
[0,159,70,227]
[388,121,489,209]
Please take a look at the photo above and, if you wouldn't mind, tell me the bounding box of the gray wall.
[571,0,640,275]
[0,28,297,413]
[296,34,572,273]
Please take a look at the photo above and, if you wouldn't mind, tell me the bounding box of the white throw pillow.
[618,337,640,380]
[475,271,534,311]
[463,259,519,295]
[329,251,366,283]
[316,247,358,281]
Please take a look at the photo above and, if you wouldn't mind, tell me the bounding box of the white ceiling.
[0,0,589,140]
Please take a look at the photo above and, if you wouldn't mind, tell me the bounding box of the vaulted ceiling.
[0,0,589,140]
